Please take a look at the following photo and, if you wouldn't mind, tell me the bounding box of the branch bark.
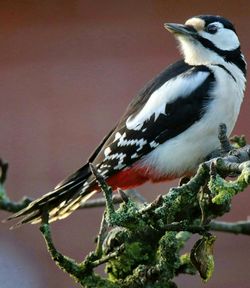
[1,126,250,287]
[210,220,250,235]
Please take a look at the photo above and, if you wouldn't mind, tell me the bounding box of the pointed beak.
[164,23,197,37]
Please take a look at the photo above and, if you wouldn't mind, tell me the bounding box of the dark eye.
[205,25,218,34]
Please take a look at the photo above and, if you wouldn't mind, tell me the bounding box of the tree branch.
[210,220,250,235]
[79,189,146,209]
[1,124,250,287]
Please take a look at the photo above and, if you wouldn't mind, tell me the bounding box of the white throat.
[177,36,226,66]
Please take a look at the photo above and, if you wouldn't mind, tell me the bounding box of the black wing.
[91,62,215,178]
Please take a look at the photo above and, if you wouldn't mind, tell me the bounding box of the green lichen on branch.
[85,143,250,287]
[230,134,247,148]
[209,157,250,206]
[1,125,250,287]
[0,159,32,213]
[40,222,120,288]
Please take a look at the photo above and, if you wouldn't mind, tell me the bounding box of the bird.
[6,15,247,227]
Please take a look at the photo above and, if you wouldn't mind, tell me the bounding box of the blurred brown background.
[0,1,250,287]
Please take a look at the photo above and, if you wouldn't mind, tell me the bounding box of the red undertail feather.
[107,168,148,190]
[106,166,175,191]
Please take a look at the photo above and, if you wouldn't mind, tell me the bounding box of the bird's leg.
[218,123,232,154]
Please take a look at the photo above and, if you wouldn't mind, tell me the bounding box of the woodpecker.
[7,15,247,226]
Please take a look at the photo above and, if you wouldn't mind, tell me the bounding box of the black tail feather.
[6,162,96,227]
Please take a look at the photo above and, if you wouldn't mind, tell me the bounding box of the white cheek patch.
[200,27,240,51]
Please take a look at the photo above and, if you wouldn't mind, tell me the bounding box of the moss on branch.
[1,125,250,287]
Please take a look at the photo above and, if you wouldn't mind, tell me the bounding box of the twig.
[89,163,115,215]
[92,244,124,267]
[0,159,8,184]
[118,188,129,203]
[95,211,109,256]
[140,194,163,214]
[210,220,250,235]
[40,211,121,287]
[40,217,83,280]
[0,196,32,213]
[79,194,122,208]
[125,189,147,204]
[65,188,146,209]
[163,221,207,234]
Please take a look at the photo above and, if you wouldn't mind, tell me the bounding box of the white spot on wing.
[104,151,127,171]
[150,141,159,148]
[117,132,147,151]
[100,169,109,177]
[114,163,126,170]
[131,153,139,159]
[126,71,209,131]
[114,132,122,142]
[104,147,111,157]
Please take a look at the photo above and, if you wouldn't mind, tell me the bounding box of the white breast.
[137,64,246,178]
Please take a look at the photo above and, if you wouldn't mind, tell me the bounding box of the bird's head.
[165,15,246,74]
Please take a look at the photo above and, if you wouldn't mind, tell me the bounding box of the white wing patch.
[126,71,209,131]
